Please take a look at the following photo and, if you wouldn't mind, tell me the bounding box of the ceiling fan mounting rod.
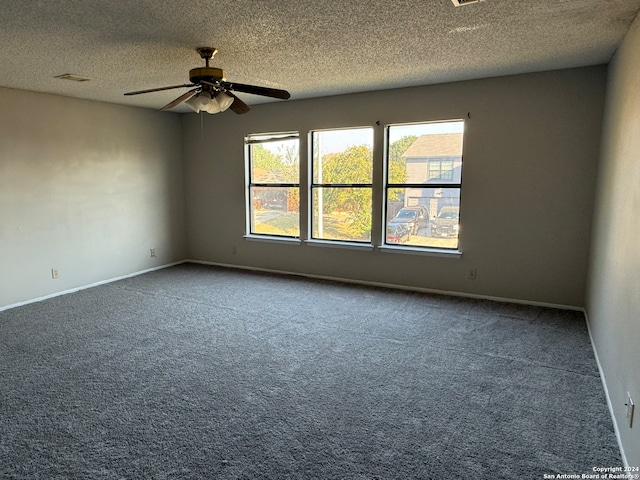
[196,47,218,68]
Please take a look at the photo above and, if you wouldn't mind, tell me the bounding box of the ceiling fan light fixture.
[185,91,218,113]
[450,0,484,6]
[201,94,222,114]
[185,92,204,112]
[184,90,234,114]
[216,91,234,112]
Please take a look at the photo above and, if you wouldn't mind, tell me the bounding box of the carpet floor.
[0,263,622,479]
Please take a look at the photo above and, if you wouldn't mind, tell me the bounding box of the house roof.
[402,133,463,158]
[0,1,639,113]
[252,169,286,183]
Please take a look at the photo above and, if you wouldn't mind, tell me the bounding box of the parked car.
[432,206,459,237]
[386,223,411,244]
[390,206,428,234]
[261,191,288,210]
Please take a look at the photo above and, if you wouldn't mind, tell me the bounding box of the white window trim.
[244,234,302,245]
[383,119,465,252]
[245,131,300,239]
[304,239,374,251]
[309,127,375,244]
[377,245,462,258]
[242,121,468,258]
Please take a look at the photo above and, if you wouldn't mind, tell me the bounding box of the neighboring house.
[401,133,463,219]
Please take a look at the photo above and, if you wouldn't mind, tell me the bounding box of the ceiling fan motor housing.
[189,67,226,85]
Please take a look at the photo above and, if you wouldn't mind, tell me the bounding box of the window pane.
[246,133,299,239]
[312,187,372,242]
[312,128,373,184]
[250,187,300,237]
[386,187,460,249]
[250,139,299,184]
[387,121,463,185]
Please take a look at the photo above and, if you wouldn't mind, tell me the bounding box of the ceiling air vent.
[451,0,483,6]
[54,73,91,82]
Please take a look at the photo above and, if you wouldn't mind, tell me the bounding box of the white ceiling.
[1,0,639,113]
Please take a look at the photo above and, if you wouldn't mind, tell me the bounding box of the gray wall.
[0,87,186,308]
[587,13,640,467]
[183,66,606,308]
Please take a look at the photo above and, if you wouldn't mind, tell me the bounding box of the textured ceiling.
[1,0,639,113]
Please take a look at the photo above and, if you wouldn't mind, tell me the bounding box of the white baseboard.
[2,259,583,313]
[583,310,629,468]
[0,261,184,312]
[185,259,583,311]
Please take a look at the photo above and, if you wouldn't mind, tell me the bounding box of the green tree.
[276,142,299,183]
[387,135,418,201]
[320,145,372,184]
[317,145,373,238]
[387,136,414,201]
[250,144,283,175]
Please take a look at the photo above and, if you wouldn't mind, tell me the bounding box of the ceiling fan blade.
[124,84,194,96]
[222,81,290,100]
[160,88,200,111]
[227,92,251,114]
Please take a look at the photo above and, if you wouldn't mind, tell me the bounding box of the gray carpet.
[0,263,622,479]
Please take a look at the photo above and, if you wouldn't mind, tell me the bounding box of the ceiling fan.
[124,47,290,114]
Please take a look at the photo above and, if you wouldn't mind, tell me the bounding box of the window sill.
[244,235,302,245]
[305,239,374,251]
[243,236,460,257]
[377,245,462,258]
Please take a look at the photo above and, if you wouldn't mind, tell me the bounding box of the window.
[245,122,465,252]
[428,160,454,181]
[311,128,374,243]
[245,132,300,238]
[385,121,464,250]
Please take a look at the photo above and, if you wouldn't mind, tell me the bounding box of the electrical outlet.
[625,393,635,428]
[468,268,477,280]
[150,248,156,258]
[51,268,59,279]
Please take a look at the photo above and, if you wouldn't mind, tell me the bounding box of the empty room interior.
[1,0,640,477]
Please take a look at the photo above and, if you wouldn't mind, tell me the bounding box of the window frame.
[383,120,465,252]
[244,131,300,239]
[309,126,375,245]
